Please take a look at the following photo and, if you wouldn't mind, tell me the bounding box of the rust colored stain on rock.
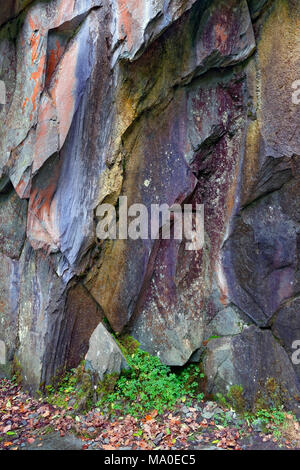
[46,40,64,88]
[29,55,46,122]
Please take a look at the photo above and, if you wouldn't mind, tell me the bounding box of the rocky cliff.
[0,0,299,412]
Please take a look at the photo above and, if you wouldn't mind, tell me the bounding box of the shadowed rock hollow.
[0,0,299,413]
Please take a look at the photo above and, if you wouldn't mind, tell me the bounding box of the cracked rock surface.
[0,0,299,411]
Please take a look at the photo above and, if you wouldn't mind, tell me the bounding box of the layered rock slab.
[0,0,299,411]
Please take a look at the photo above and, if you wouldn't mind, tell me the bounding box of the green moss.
[116,334,140,357]
[215,385,246,413]
[44,361,95,412]
[215,376,292,417]
[12,355,23,386]
[227,385,247,414]
[254,377,289,411]
[215,392,230,409]
[96,372,119,401]
[214,376,294,437]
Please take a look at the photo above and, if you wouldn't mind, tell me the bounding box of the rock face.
[205,326,300,411]
[85,323,128,381]
[0,0,299,411]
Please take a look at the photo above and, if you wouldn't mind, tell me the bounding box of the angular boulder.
[204,326,300,414]
[85,323,128,381]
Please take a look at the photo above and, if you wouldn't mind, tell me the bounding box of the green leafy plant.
[243,406,289,440]
[96,348,204,416]
[43,342,205,417]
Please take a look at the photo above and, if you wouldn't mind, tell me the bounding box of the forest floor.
[0,378,300,451]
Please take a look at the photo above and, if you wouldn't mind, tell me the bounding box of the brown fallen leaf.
[4,442,13,447]
[145,415,153,421]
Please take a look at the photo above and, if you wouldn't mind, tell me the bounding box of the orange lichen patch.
[22,97,29,114]
[215,23,228,53]
[117,0,144,52]
[118,0,132,44]
[30,30,40,65]
[29,55,46,121]
[215,23,228,43]
[49,39,78,146]
[46,40,64,88]
[28,15,37,32]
